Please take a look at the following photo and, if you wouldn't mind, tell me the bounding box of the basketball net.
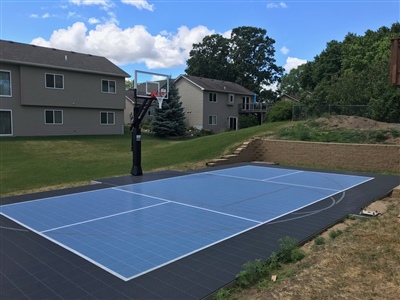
[151,89,167,109]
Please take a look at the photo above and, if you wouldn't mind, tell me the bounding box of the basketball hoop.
[150,90,168,109]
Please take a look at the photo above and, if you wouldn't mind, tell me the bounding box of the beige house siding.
[175,80,204,129]
[175,75,253,133]
[124,98,134,125]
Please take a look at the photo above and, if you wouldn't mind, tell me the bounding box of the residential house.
[124,89,155,125]
[174,75,265,132]
[280,93,301,103]
[0,40,130,136]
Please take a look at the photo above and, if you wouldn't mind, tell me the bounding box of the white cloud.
[69,0,108,5]
[30,13,53,19]
[69,0,114,9]
[106,11,119,25]
[280,46,289,55]
[284,57,307,72]
[267,2,288,9]
[31,22,215,69]
[121,0,154,12]
[279,2,288,8]
[67,11,77,19]
[88,17,101,24]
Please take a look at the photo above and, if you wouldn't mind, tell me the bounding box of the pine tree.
[151,82,186,137]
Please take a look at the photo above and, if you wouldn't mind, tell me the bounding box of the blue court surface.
[1,165,374,282]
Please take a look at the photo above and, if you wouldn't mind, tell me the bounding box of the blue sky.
[1,0,399,79]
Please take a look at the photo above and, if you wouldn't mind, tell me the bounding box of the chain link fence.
[292,105,373,121]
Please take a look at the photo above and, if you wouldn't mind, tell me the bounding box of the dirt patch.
[315,115,400,131]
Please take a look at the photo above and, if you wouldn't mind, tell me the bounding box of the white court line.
[113,189,262,225]
[261,170,304,181]
[201,171,342,192]
[266,180,340,192]
[41,201,169,233]
[0,188,113,208]
[123,221,263,281]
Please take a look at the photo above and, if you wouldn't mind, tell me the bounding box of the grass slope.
[0,122,285,197]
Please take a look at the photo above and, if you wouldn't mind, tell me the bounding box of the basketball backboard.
[134,70,170,99]
[390,38,400,86]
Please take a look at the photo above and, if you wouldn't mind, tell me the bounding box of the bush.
[268,101,293,122]
[314,236,326,245]
[234,237,305,289]
[239,114,259,129]
[329,229,343,239]
[236,259,268,287]
[185,126,213,137]
[275,236,305,264]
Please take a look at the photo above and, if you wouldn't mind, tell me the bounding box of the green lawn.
[0,122,286,197]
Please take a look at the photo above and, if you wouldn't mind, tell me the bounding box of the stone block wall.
[207,138,400,173]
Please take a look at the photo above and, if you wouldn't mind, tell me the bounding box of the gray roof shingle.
[0,40,130,77]
[177,74,254,95]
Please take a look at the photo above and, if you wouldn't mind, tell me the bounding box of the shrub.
[214,288,231,300]
[268,101,293,122]
[236,259,268,287]
[314,236,326,245]
[275,236,305,264]
[390,128,400,138]
[329,229,343,239]
[239,114,259,129]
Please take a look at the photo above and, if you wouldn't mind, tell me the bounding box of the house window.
[228,94,234,105]
[0,70,11,96]
[242,96,251,110]
[0,110,12,135]
[101,112,115,125]
[208,115,217,125]
[209,92,217,102]
[102,80,116,93]
[45,73,64,89]
[45,110,63,124]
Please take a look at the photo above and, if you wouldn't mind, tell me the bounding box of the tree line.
[279,22,400,123]
[186,23,400,123]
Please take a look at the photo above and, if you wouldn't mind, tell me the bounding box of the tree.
[125,79,134,90]
[185,34,235,82]
[185,26,283,100]
[229,26,284,95]
[279,64,306,97]
[151,82,186,137]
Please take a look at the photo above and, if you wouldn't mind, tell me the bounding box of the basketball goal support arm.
[130,92,156,176]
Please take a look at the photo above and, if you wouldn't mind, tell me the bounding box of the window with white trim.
[100,112,115,125]
[242,96,251,110]
[102,80,116,93]
[0,70,12,96]
[228,94,234,105]
[208,92,217,102]
[0,110,12,135]
[45,110,63,124]
[208,115,217,125]
[45,73,64,89]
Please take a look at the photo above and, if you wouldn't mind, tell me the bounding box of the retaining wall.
[207,138,400,173]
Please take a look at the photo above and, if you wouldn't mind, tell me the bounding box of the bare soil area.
[314,115,400,131]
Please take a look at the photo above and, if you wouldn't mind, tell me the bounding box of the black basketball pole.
[131,88,143,176]
[130,89,159,176]
[131,117,142,176]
